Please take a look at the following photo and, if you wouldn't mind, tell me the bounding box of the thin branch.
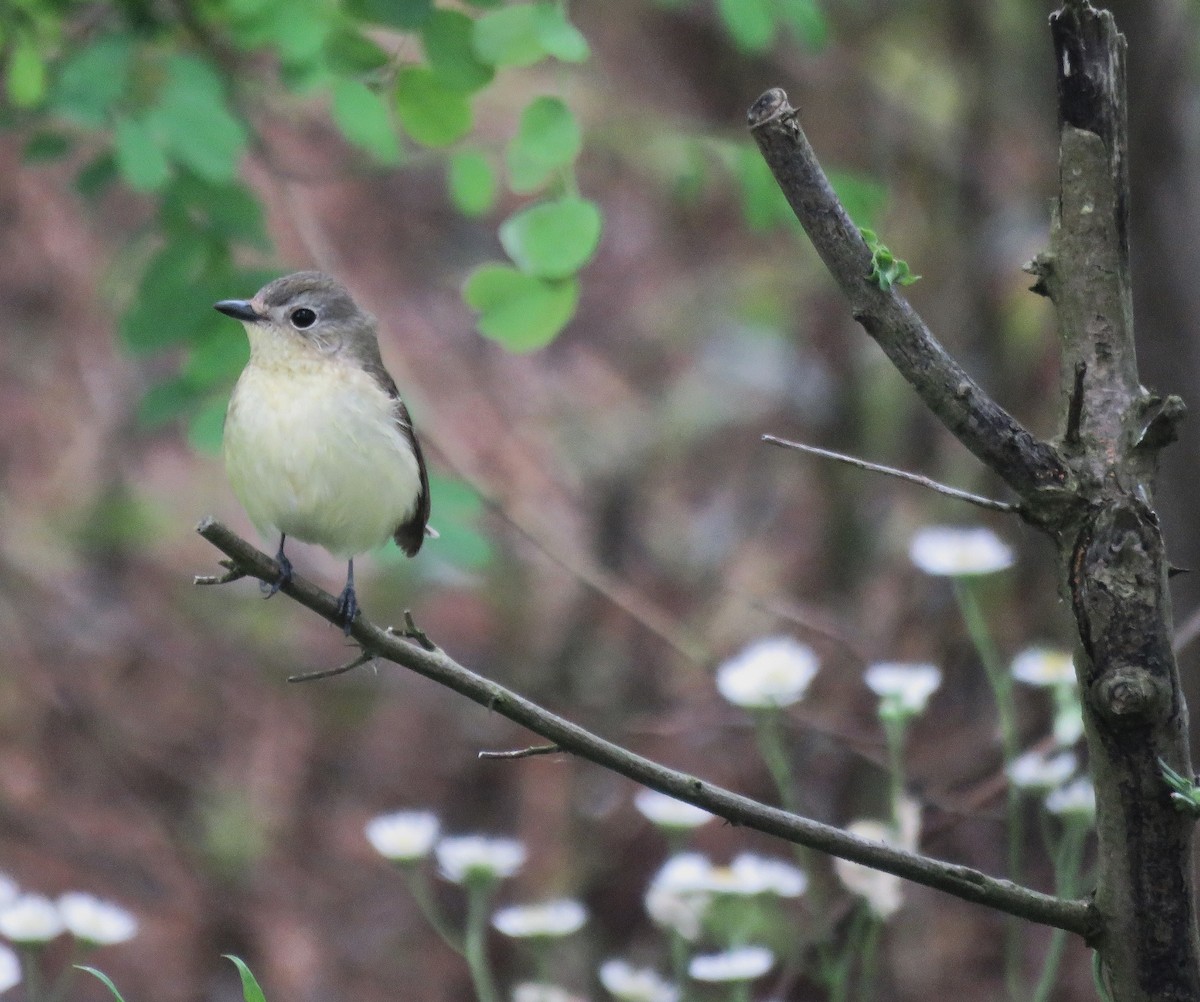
[478,744,561,760]
[196,517,1099,940]
[762,435,1019,514]
[289,650,375,683]
[747,90,1071,508]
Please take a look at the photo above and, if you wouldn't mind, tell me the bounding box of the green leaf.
[732,143,794,230]
[861,228,920,290]
[24,130,72,162]
[75,153,118,198]
[224,955,268,1002]
[776,0,829,51]
[463,264,578,350]
[498,197,602,279]
[717,0,775,51]
[114,116,170,191]
[323,28,391,73]
[394,66,472,147]
[164,176,271,249]
[137,376,202,427]
[345,0,432,29]
[120,236,221,353]
[505,96,580,194]
[148,56,247,182]
[423,10,494,93]
[50,35,134,127]
[828,170,886,229]
[472,4,544,68]
[424,474,492,569]
[332,79,401,163]
[447,150,496,216]
[188,395,230,455]
[7,38,47,107]
[532,2,588,62]
[76,967,129,1002]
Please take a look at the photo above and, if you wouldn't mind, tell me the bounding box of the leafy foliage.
[861,228,921,290]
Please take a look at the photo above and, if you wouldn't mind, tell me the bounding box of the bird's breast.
[224,356,422,556]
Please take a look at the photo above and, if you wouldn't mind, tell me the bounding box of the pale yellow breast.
[224,352,422,557]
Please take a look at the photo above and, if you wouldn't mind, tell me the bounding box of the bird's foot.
[261,548,294,598]
[335,583,359,636]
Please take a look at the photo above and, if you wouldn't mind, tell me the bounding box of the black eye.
[290,307,317,329]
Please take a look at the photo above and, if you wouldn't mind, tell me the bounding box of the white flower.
[688,945,774,982]
[1007,749,1078,791]
[1054,698,1085,747]
[436,836,527,884]
[865,662,942,715]
[833,807,921,920]
[1045,777,1096,818]
[0,877,16,910]
[512,983,586,1002]
[716,637,819,709]
[0,894,64,944]
[57,893,138,945]
[707,854,807,898]
[909,526,1014,577]
[365,810,440,862]
[598,959,679,1002]
[634,790,715,830]
[644,854,712,940]
[0,945,18,993]
[492,899,587,938]
[1012,648,1075,687]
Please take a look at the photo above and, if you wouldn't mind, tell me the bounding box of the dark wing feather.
[361,354,431,557]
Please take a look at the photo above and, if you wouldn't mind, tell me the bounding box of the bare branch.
[762,435,1019,514]
[196,517,1098,939]
[479,745,561,761]
[747,90,1071,510]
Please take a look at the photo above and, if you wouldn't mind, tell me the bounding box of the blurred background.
[1,0,1198,999]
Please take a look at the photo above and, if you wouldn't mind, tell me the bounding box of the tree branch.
[196,517,1098,939]
[747,90,1072,512]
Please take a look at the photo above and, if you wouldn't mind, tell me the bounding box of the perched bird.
[215,271,430,633]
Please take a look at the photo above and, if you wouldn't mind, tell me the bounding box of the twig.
[747,89,1070,507]
[762,436,1019,514]
[289,650,375,683]
[196,517,1098,940]
[194,559,248,586]
[478,744,561,760]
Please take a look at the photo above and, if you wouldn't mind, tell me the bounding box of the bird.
[214,271,430,633]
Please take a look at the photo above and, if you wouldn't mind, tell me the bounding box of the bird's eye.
[290,307,317,329]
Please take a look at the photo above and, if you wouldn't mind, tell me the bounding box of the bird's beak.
[214,299,263,323]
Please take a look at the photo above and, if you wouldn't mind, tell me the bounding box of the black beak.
[214,299,263,323]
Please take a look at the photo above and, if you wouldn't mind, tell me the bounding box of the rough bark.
[749,2,1199,999]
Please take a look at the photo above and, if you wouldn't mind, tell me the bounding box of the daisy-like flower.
[365,810,440,863]
[1011,648,1075,687]
[716,637,819,709]
[1045,777,1096,818]
[644,854,712,940]
[511,983,586,1002]
[0,945,18,994]
[0,877,16,910]
[834,805,921,920]
[706,854,808,898]
[436,835,527,885]
[57,893,138,946]
[864,662,942,716]
[909,526,1014,577]
[598,959,679,1002]
[1007,749,1078,791]
[492,899,587,939]
[688,945,774,983]
[0,894,64,944]
[634,790,715,830]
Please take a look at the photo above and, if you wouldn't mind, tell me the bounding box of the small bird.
[215,271,430,633]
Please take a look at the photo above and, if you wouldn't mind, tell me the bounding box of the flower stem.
[952,577,1024,1000]
[464,884,500,1002]
[404,868,465,956]
[1031,815,1089,1002]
